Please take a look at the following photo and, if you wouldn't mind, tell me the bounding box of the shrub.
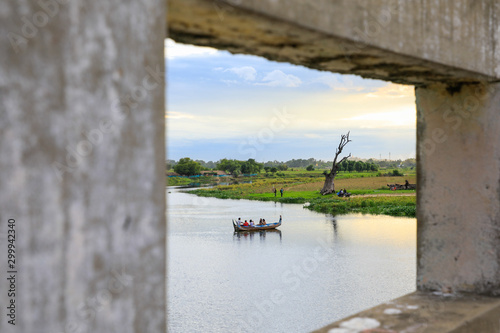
[392,169,403,176]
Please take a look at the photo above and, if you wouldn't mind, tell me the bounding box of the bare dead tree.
[320,132,352,195]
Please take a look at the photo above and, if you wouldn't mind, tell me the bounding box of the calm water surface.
[167,187,416,333]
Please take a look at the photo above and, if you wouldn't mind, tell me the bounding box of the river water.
[167,187,416,333]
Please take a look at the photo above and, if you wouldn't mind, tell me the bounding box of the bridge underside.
[168,0,499,86]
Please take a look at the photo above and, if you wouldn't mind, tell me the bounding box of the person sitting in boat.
[243,220,249,226]
[262,218,266,225]
[249,220,255,227]
[237,217,242,226]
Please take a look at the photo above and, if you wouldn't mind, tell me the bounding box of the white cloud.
[365,84,414,99]
[257,70,302,87]
[224,66,257,81]
[342,110,416,129]
[165,111,196,119]
[166,112,263,140]
[221,79,239,85]
[165,39,218,59]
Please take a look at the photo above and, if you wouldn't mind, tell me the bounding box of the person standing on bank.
[280,188,284,197]
[273,187,277,197]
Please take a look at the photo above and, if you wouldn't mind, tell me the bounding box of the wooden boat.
[233,215,282,232]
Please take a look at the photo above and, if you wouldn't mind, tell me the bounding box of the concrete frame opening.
[166,36,418,331]
[4,0,500,332]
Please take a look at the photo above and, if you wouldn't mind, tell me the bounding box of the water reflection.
[233,229,282,242]
[328,216,339,240]
[167,187,416,333]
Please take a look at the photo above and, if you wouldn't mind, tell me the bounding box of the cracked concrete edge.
[312,291,500,333]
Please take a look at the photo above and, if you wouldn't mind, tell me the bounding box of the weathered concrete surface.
[0,1,165,332]
[168,0,500,86]
[416,83,500,295]
[313,291,500,333]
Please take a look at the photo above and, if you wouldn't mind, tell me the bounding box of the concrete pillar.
[0,1,166,332]
[416,82,500,294]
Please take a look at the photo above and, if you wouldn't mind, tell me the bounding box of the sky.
[166,39,416,162]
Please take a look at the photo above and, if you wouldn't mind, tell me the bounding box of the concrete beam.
[313,291,500,333]
[0,1,166,332]
[168,0,500,86]
[416,82,500,295]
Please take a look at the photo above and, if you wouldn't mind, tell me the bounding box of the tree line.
[167,157,416,176]
[170,158,264,177]
[338,160,379,172]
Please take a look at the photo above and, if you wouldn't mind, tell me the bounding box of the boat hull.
[233,221,281,232]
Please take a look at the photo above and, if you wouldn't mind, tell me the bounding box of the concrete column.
[0,1,165,332]
[416,82,500,294]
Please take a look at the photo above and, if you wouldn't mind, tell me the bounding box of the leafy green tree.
[347,160,355,173]
[216,159,242,176]
[270,167,278,173]
[370,163,379,171]
[392,169,403,176]
[278,164,288,171]
[402,158,416,169]
[240,162,252,174]
[354,161,364,172]
[173,157,202,176]
[340,160,348,172]
[306,165,314,171]
[249,159,263,173]
[166,159,177,171]
[240,159,263,174]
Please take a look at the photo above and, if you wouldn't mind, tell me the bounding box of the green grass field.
[187,173,416,217]
[306,195,415,217]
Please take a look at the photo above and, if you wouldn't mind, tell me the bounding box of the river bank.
[187,176,416,217]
